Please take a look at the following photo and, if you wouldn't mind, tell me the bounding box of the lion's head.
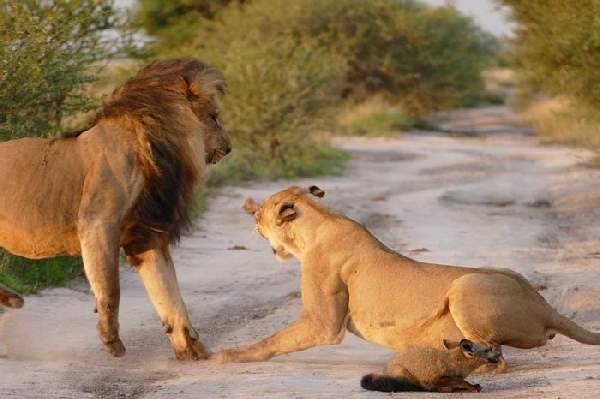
[127,58,231,165]
[243,185,325,262]
[70,58,230,246]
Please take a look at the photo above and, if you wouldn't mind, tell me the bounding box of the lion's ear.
[242,198,260,215]
[182,67,225,98]
[277,202,297,225]
[308,185,325,198]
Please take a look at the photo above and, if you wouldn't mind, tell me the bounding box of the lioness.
[361,339,501,393]
[217,186,600,377]
[0,59,230,359]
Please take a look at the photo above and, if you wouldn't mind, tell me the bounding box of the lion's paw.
[175,339,209,361]
[104,339,126,357]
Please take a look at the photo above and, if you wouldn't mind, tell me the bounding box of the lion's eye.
[209,113,221,128]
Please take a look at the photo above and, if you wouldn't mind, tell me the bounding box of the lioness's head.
[243,185,325,262]
[443,339,501,364]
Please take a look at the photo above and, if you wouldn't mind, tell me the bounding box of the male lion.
[218,186,600,389]
[0,58,230,360]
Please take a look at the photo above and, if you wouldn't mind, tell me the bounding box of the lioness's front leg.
[217,264,348,363]
[128,244,207,360]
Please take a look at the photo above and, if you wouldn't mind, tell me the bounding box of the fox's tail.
[360,374,424,392]
[0,283,23,309]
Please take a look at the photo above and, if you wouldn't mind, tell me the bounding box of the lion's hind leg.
[80,224,125,357]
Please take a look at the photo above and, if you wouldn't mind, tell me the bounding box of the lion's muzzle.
[206,135,232,164]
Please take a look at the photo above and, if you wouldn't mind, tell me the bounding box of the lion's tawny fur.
[0,58,230,359]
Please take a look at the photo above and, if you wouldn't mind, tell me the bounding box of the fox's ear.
[459,339,475,355]
[242,198,260,215]
[443,339,460,350]
[308,185,325,198]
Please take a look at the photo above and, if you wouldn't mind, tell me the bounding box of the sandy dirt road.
[2,106,600,398]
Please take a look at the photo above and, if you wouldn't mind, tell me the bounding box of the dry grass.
[523,97,600,150]
[482,68,514,93]
[336,96,414,136]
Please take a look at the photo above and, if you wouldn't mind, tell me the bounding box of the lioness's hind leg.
[128,245,206,360]
[448,273,549,349]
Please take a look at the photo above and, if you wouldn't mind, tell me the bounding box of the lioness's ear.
[242,198,260,215]
[277,202,297,225]
[308,185,325,198]
[443,339,460,350]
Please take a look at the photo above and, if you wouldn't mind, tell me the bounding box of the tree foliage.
[0,0,133,140]
[500,0,600,109]
[156,0,497,113]
[132,0,498,178]
[133,0,246,47]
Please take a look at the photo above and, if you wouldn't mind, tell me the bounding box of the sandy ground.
[2,106,600,398]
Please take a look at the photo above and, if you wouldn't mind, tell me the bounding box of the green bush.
[133,0,244,49]
[0,0,133,140]
[0,253,83,294]
[500,0,600,110]
[159,2,350,178]
[0,0,133,293]
[146,0,497,172]
[184,0,497,112]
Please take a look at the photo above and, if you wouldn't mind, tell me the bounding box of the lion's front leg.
[128,245,207,360]
[80,224,125,357]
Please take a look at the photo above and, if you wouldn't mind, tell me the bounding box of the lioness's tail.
[550,312,600,345]
[0,283,23,309]
[360,374,424,392]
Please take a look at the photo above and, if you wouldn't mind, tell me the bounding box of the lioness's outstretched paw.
[215,349,241,363]
[215,348,263,363]
[104,339,126,357]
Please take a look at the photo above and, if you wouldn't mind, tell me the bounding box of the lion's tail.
[360,374,424,392]
[0,283,23,309]
[549,311,600,345]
